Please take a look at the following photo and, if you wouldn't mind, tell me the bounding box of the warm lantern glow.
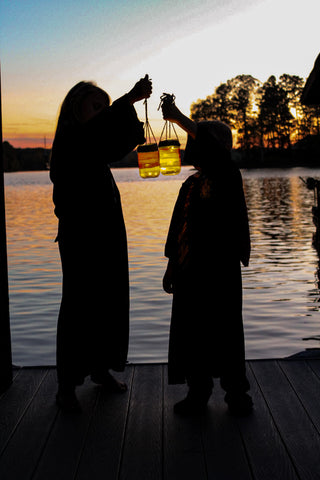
[137,143,160,178]
[157,93,181,176]
[159,139,181,176]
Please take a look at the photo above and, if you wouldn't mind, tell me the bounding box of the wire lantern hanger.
[136,98,160,178]
[157,93,181,176]
[143,98,157,145]
[158,93,180,143]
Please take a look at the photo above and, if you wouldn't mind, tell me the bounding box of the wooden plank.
[307,359,320,380]
[32,377,99,480]
[0,368,21,402]
[251,360,320,480]
[202,383,253,480]
[0,369,58,480]
[119,365,163,480]
[163,368,207,480]
[236,363,298,480]
[75,367,134,480]
[2,361,320,480]
[0,367,47,456]
[279,360,320,433]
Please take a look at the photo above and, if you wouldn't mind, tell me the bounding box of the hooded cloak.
[50,95,144,386]
[165,122,250,390]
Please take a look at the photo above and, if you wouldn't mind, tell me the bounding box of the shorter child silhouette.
[162,100,252,416]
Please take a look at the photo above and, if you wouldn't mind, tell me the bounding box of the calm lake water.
[4,166,320,366]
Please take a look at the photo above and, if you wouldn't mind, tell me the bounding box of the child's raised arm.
[127,74,152,104]
[161,102,197,139]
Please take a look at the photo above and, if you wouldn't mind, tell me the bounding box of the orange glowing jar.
[159,138,181,176]
[137,143,160,178]
[158,93,181,176]
[137,99,160,179]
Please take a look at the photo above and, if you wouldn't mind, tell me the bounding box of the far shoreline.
[3,139,320,173]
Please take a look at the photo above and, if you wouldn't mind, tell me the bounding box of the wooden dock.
[1,359,320,479]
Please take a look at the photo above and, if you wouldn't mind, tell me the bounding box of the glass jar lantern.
[137,99,160,179]
[158,93,181,176]
[137,143,160,178]
[159,138,181,176]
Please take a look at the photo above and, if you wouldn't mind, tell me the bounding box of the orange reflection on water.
[4,168,320,365]
[245,175,315,257]
[118,179,182,255]
[5,185,58,254]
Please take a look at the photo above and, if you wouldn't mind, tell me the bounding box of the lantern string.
[158,93,176,110]
[143,99,157,145]
[158,93,179,142]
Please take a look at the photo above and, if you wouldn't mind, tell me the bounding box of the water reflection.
[4,168,320,365]
[118,178,184,362]
[242,173,320,358]
[120,170,320,360]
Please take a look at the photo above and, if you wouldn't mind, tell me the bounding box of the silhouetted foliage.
[257,75,293,148]
[191,73,320,152]
[4,73,320,171]
[2,141,50,172]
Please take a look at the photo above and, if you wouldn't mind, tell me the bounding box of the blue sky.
[1,0,319,147]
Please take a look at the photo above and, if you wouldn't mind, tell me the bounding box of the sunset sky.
[1,0,319,148]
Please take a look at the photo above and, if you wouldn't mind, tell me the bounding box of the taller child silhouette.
[50,76,152,411]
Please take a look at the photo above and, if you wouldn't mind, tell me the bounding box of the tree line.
[2,141,51,172]
[190,74,320,151]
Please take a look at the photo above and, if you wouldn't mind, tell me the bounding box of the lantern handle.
[158,93,176,111]
[159,119,179,142]
[158,93,179,143]
[144,98,148,122]
[142,99,157,145]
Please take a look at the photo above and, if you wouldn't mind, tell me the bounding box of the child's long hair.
[50,82,110,180]
[54,81,110,135]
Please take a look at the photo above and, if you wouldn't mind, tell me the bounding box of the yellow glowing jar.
[159,139,181,176]
[137,143,160,178]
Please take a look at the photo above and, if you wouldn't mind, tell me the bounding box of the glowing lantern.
[159,138,181,176]
[158,94,181,176]
[137,99,160,178]
[137,143,160,178]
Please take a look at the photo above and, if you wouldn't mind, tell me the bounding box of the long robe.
[165,124,251,393]
[50,95,145,387]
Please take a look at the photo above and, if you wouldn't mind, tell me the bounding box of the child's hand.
[162,100,198,139]
[128,74,152,104]
[161,102,181,123]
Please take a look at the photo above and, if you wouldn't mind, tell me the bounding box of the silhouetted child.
[162,100,252,416]
[50,75,152,411]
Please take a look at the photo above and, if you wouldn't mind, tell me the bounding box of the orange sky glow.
[1,0,319,149]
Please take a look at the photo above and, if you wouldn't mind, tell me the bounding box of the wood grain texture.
[1,360,320,479]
